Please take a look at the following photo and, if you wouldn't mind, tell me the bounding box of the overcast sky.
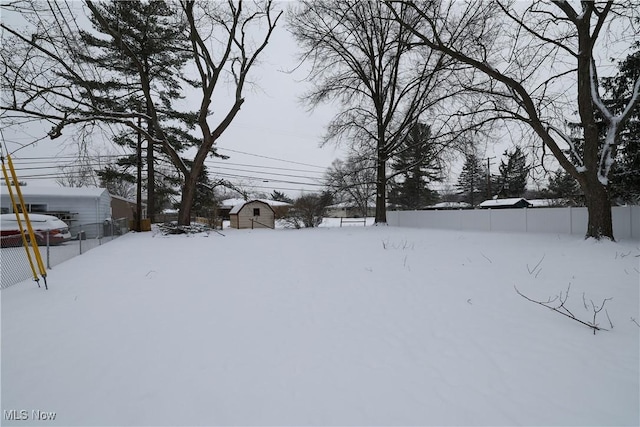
[3,1,629,199]
[0,1,350,199]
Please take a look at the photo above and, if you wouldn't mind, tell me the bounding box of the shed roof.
[479,198,531,208]
[229,199,275,215]
[222,198,291,210]
[0,186,108,198]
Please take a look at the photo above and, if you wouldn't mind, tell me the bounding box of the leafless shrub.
[515,284,613,334]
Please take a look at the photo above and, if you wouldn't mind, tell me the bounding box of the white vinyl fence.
[387,206,639,240]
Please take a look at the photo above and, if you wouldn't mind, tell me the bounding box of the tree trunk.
[135,117,142,232]
[146,125,155,224]
[582,175,614,240]
[375,154,387,224]
[178,172,197,226]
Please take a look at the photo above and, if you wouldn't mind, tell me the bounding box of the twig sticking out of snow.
[514,284,612,334]
[381,239,414,250]
[615,251,631,259]
[527,254,545,277]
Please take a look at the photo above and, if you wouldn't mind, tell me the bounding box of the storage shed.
[0,186,112,237]
[229,200,275,229]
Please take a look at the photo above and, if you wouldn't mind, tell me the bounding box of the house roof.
[527,198,564,207]
[328,202,376,209]
[220,198,247,208]
[229,199,275,215]
[0,186,109,198]
[110,194,146,205]
[429,202,472,209]
[479,198,531,208]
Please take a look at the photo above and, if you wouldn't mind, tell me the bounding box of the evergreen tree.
[270,191,294,204]
[603,46,640,204]
[389,123,442,209]
[456,153,486,207]
[75,0,193,222]
[497,146,529,198]
[190,165,217,218]
[546,169,584,206]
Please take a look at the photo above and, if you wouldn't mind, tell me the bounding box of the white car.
[0,213,72,247]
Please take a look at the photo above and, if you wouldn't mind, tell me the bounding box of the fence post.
[568,206,573,235]
[46,230,51,269]
[79,231,83,254]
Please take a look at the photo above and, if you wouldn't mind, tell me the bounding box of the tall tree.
[78,0,191,223]
[288,0,460,224]
[0,0,282,225]
[456,152,486,207]
[497,146,528,198]
[389,122,442,209]
[387,0,640,240]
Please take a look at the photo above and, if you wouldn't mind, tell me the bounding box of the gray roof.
[229,199,275,215]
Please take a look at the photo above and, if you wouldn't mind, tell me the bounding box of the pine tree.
[270,191,294,204]
[75,0,193,222]
[546,169,583,206]
[456,153,486,207]
[603,46,640,204]
[389,123,442,209]
[497,146,529,198]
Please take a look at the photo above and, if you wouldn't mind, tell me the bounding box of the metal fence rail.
[1,218,129,290]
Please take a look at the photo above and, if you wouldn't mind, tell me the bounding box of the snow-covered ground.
[1,224,639,426]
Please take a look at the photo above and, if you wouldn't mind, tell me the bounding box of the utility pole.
[485,156,495,199]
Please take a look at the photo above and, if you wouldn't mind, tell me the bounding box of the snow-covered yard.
[1,224,639,426]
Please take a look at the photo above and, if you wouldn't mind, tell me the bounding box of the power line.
[217,147,327,169]
[10,160,326,183]
[11,154,329,175]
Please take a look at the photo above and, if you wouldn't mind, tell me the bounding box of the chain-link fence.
[1,218,130,289]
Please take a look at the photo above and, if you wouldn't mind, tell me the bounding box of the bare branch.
[515,285,611,333]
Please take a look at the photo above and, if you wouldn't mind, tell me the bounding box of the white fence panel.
[387,206,639,240]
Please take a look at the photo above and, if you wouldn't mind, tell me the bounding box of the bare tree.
[289,0,462,223]
[1,0,282,225]
[386,0,640,240]
[325,154,376,217]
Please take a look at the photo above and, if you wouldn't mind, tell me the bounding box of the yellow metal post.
[5,155,47,288]
[1,158,40,286]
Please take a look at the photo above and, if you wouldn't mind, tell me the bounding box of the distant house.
[527,198,568,208]
[424,201,472,210]
[0,186,112,237]
[326,202,375,218]
[479,198,532,209]
[229,200,275,229]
